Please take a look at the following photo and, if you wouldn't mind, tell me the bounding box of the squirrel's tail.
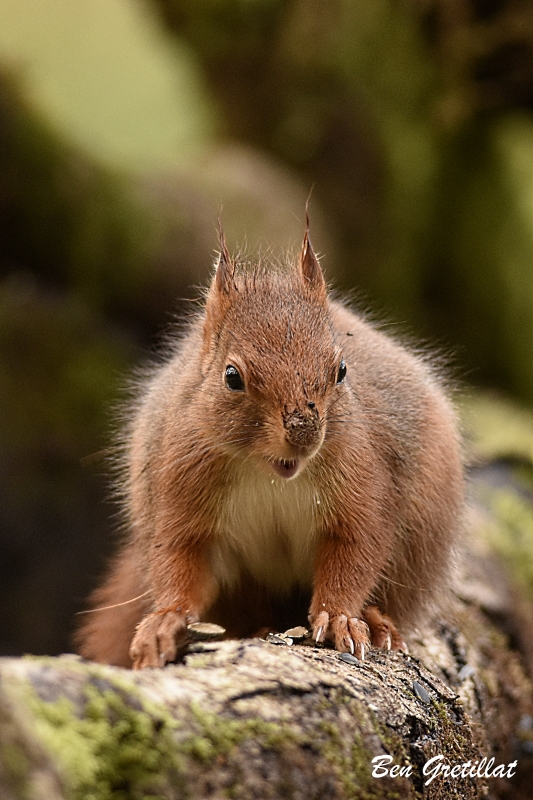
[74,544,150,668]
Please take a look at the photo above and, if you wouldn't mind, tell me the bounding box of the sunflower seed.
[412,680,430,704]
[339,652,359,665]
[187,622,225,641]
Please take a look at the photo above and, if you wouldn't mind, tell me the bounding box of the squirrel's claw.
[311,610,329,645]
[344,616,369,660]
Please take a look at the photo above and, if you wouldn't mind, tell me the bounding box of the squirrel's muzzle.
[282,407,323,451]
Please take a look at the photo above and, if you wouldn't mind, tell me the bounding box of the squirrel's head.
[201,222,347,480]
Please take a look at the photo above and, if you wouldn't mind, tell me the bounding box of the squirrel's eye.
[225,365,245,392]
[336,359,347,384]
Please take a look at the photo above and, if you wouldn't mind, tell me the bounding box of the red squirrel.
[76,222,464,669]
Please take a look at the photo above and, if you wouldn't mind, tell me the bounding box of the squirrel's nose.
[282,407,322,450]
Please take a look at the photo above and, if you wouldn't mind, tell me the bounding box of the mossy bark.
[0,592,530,800]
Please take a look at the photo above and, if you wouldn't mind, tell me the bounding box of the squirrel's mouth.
[271,458,301,480]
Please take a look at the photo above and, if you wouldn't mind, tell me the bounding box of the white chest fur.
[210,462,321,594]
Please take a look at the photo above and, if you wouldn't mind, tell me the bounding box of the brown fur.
[76,229,464,668]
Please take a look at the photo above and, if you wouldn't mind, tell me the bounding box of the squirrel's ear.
[215,225,235,294]
[299,216,325,294]
[203,225,234,362]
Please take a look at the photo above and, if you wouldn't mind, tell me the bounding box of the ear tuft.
[215,221,235,294]
[299,212,325,293]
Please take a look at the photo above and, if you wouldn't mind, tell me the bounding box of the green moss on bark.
[23,677,184,800]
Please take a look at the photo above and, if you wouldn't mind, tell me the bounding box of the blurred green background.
[3,0,533,657]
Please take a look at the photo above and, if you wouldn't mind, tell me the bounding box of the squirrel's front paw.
[129,607,193,669]
[311,611,370,660]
